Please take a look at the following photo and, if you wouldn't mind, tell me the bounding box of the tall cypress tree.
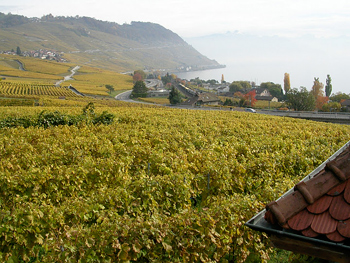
[325,75,332,97]
[284,73,290,94]
[16,46,21,55]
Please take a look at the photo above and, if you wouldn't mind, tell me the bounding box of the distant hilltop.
[0,13,223,72]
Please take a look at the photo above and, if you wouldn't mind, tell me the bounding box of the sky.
[1,0,350,38]
[1,0,350,93]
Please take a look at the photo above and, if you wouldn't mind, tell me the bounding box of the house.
[252,88,279,102]
[147,89,169,97]
[182,92,221,107]
[217,85,230,94]
[246,141,350,263]
[341,99,350,110]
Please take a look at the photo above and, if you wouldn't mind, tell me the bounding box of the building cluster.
[202,82,278,102]
[0,49,67,62]
[144,75,279,108]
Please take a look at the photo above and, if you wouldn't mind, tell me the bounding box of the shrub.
[0,103,115,129]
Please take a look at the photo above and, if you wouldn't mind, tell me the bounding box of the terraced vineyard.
[0,82,80,98]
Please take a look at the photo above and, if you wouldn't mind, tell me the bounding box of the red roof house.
[246,141,350,263]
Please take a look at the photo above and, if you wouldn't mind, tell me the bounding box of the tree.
[325,75,332,97]
[223,98,234,106]
[133,70,146,80]
[260,82,283,101]
[170,74,177,80]
[190,77,203,87]
[16,46,21,55]
[105,84,114,94]
[330,92,350,103]
[244,90,257,107]
[284,73,290,94]
[161,73,172,85]
[229,81,251,93]
[286,87,316,111]
[133,73,143,83]
[311,77,324,100]
[229,82,243,93]
[322,101,341,112]
[205,79,218,85]
[316,96,329,110]
[168,86,182,105]
[131,80,148,98]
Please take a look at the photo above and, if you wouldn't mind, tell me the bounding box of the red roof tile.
[327,231,346,242]
[329,195,350,221]
[265,144,350,243]
[287,209,314,231]
[307,195,332,214]
[343,180,350,203]
[311,212,337,235]
[327,181,346,196]
[301,227,319,238]
[338,219,350,238]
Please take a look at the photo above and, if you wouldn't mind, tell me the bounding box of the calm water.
[180,34,348,94]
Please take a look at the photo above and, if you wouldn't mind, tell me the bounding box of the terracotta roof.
[264,143,350,243]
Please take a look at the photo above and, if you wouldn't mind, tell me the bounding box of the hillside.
[0,13,223,72]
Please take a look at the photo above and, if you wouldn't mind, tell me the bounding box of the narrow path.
[55,66,80,86]
[14,60,25,71]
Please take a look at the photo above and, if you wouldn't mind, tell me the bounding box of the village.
[0,48,67,62]
[146,75,280,108]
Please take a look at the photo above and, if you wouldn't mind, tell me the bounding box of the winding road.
[55,66,80,86]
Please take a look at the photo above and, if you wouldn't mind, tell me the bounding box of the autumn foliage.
[133,73,143,82]
[244,89,257,107]
[316,96,329,110]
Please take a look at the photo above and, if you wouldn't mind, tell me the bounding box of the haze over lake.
[180,32,350,95]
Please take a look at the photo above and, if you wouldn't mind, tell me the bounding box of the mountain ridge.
[0,13,223,72]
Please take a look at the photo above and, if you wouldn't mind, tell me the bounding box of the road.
[115,79,165,103]
[55,66,80,86]
[115,90,153,104]
[14,60,25,71]
[115,90,133,102]
[261,110,350,124]
[114,82,350,125]
[145,79,163,89]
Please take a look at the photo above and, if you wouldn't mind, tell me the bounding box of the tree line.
[285,74,349,112]
[229,73,349,112]
[129,69,350,111]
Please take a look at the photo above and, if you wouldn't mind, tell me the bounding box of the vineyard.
[0,105,349,262]
[0,55,134,96]
[0,82,80,98]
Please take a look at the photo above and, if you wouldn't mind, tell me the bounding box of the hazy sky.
[1,0,350,38]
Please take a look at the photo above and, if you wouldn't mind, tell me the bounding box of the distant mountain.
[0,13,223,72]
